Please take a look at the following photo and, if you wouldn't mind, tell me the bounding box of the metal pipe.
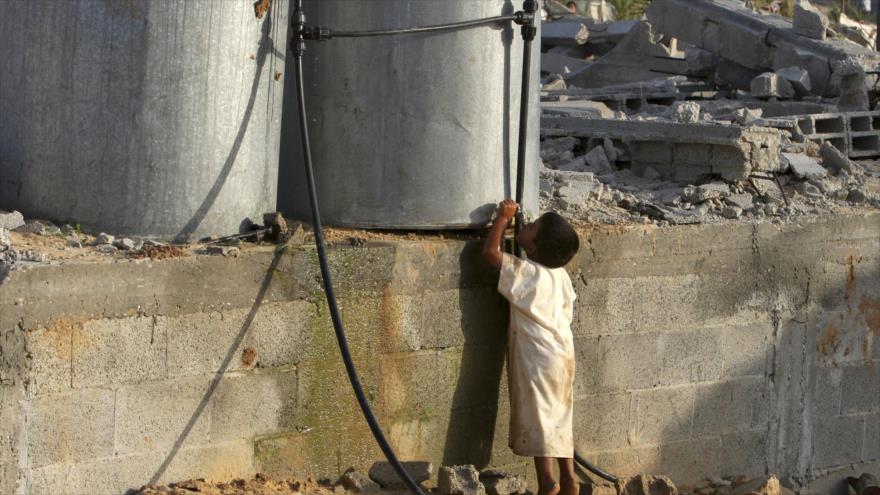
[514,0,538,256]
[291,2,426,494]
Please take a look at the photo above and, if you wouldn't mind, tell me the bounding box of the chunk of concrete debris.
[0,228,10,252]
[0,210,25,231]
[775,66,811,95]
[95,232,115,245]
[671,101,700,123]
[751,73,794,99]
[682,182,730,203]
[831,59,870,111]
[721,205,743,219]
[820,142,854,174]
[542,136,579,155]
[480,471,526,495]
[734,108,763,125]
[438,465,485,495]
[368,461,432,490]
[685,47,718,77]
[584,146,613,174]
[113,238,137,251]
[95,244,117,254]
[542,76,567,92]
[726,193,755,211]
[24,220,61,236]
[19,250,46,263]
[557,156,588,172]
[793,1,829,41]
[797,182,823,199]
[847,188,869,204]
[782,153,827,180]
[340,471,380,494]
[618,474,678,495]
[732,475,781,495]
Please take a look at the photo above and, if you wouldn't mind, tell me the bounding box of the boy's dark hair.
[532,212,579,268]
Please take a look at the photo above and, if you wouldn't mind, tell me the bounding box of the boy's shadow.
[441,240,509,468]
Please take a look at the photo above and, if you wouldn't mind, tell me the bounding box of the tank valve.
[516,0,538,41]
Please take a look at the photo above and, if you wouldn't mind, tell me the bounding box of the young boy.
[482,199,580,495]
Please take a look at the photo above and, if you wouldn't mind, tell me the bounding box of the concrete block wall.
[788,111,880,158]
[1,213,879,494]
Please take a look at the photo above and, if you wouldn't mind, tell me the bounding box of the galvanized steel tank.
[0,0,289,240]
[278,0,541,229]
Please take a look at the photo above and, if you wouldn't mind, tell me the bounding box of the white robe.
[498,253,576,458]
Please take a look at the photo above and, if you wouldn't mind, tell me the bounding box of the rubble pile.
[538,0,880,227]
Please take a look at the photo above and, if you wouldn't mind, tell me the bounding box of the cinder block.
[573,336,600,397]
[72,316,166,389]
[24,326,72,396]
[629,141,672,165]
[720,323,772,378]
[672,143,712,166]
[115,376,213,455]
[718,430,768,478]
[840,364,880,414]
[421,288,506,350]
[595,334,663,392]
[341,294,420,353]
[164,301,315,377]
[813,367,843,419]
[692,378,765,436]
[592,446,662,479]
[659,437,721,485]
[630,386,695,446]
[255,431,341,480]
[657,330,723,386]
[811,414,865,469]
[27,389,115,468]
[573,393,631,451]
[865,413,880,461]
[209,368,297,442]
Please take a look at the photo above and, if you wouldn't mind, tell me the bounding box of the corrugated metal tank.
[0,0,288,241]
[278,0,541,229]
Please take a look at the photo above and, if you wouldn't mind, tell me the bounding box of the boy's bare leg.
[534,457,560,495]
[557,458,578,495]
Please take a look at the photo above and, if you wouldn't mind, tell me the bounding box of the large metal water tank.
[0,1,288,241]
[278,0,541,229]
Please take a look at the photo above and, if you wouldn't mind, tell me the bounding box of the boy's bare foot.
[538,481,561,495]
[559,477,579,495]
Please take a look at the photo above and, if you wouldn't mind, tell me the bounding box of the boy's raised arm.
[483,199,518,269]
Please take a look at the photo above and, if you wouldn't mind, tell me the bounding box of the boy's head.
[517,212,579,268]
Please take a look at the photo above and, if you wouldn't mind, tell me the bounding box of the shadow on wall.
[570,225,880,491]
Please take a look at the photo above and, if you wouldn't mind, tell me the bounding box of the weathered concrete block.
[341,470,381,493]
[720,323,772,379]
[657,330,723,386]
[24,325,73,397]
[812,366,842,419]
[629,142,672,166]
[751,73,795,99]
[776,66,812,95]
[573,393,631,451]
[718,430,768,479]
[865,413,880,461]
[115,376,213,455]
[692,378,766,436]
[811,414,865,468]
[593,446,662,479]
[793,1,829,41]
[438,465,486,495]
[630,386,695,446]
[480,470,527,495]
[594,334,663,392]
[820,142,854,174]
[209,368,297,442]
[673,143,712,167]
[840,365,880,414]
[659,437,721,485]
[72,316,166,389]
[27,389,115,468]
[368,461,432,490]
[782,153,826,180]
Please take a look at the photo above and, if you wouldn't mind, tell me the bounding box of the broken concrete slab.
[821,141,855,174]
[542,117,783,181]
[0,210,25,231]
[751,73,795,99]
[542,19,590,47]
[340,471,380,494]
[726,193,755,211]
[368,461,432,490]
[542,100,616,119]
[437,465,485,495]
[775,66,812,95]
[683,182,730,203]
[793,1,829,41]
[584,146,613,174]
[782,152,827,179]
[671,101,700,123]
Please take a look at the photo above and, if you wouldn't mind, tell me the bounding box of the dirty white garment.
[498,253,576,458]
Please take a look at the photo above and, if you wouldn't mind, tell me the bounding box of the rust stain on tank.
[859,295,880,335]
[241,347,258,368]
[817,322,840,356]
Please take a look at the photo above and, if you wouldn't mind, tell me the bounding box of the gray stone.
[24,220,61,236]
[820,142,854,174]
[751,73,794,99]
[19,250,47,262]
[734,108,763,125]
[603,138,620,163]
[66,237,83,248]
[726,193,754,211]
[113,237,137,250]
[438,465,486,495]
[682,182,730,203]
[61,224,77,235]
[793,1,829,41]
[480,471,527,495]
[341,471,381,494]
[672,101,700,123]
[775,66,812,95]
[0,228,9,252]
[782,153,826,179]
[685,47,719,77]
[584,146,613,174]
[0,210,25,230]
[95,244,117,254]
[368,461,432,490]
[847,188,869,204]
[95,232,114,245]
[797,182,823,199]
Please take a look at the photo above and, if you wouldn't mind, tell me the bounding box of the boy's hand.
[496,199,519,222]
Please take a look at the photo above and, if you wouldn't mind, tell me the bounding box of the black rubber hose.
[575,451,618,484]
[332,15,518,38]
[291,4,427,495]
[512,29,532,257]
